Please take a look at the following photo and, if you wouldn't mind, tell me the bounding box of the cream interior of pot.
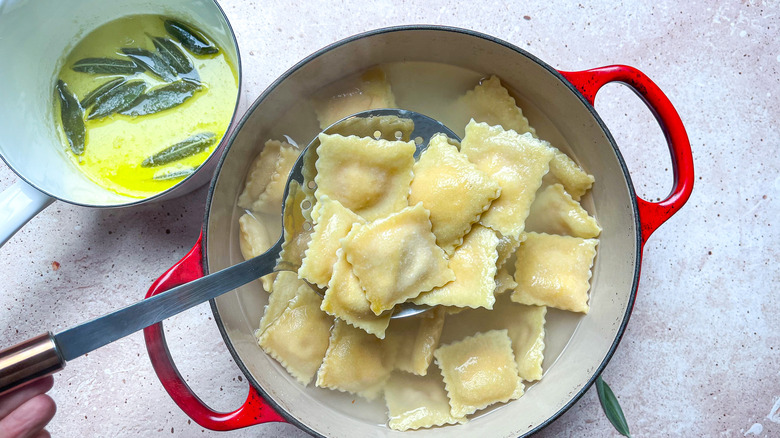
[206,28,639,437]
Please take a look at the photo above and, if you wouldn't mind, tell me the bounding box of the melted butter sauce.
[56,14,238,198]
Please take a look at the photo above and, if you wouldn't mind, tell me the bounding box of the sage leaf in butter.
[596,376,630,437]
[87,80,147,120]
[72,58,143,75]
[164,19,219,56]
[80,78,125,109]
[152,37,194,75]
[120,47,176,81]
[119,80,200,117]
[153,166,196,180]
[142,132,216,167]
[56,80,86,155]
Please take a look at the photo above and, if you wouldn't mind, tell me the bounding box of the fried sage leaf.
[87,80,147,120]
[120,47,176,81]
[164,19,219,55]
[142,132,216,167]
[80,78,125,109]
[120,80,200,117]
[72,58,143,75]
[596,376,631,437]
[152,37,194,75]
[56,80,86,155]
[152,166,196,180]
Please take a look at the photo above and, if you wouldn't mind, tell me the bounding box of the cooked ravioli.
[384,371,467,431]
[342,203,455,315]
[299,196,365,287]
[314,67,397,129]
[315,320,395,400]
[526,183,601,238]
[495,230,523,269]
[461,121,554,239]
[326,115,414,142]
[237,139,300,214]
[314,133,415,221]
[542,149,595,201]
[385,307,446,376]
[494,264,517,295]
[409,134,500,254]
[238,213,277,292]
[505,304,546,382]
[455,75,535,137]
[322,249,392,339]
[434,329,524,417]
[256,271,312,334]
[277,180,313,271]
[511,232,598,313]
[257,290,333,385]
[414,225,499,309]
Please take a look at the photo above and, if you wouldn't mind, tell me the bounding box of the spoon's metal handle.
[0,333,63,396]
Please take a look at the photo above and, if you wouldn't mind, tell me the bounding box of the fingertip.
[32,394,57,422]
[37,376,55,393]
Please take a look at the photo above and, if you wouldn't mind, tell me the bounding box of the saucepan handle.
[559,65,694,247]
[0,179,55,247]
[143,232,285,430]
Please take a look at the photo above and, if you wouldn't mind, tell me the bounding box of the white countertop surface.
[1,0,778,436]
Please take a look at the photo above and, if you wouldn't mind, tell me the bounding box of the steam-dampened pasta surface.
[237,68,601,431]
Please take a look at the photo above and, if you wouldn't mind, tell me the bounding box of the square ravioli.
[414,225,499,309]
[542,149,595,201]
[316,320,395,400]
[257,290,333,385]
[434,329,524,417]
[237,213,276,292]
[437,294,546,382]
[525,183,601,238]
[455,75,535,138]
[494,265,517,295]
[385,307,446,375]
[256,271,313,334]
[461,120,555,239]
[322,249,392,339]
[384,371,467,431]
[495,230,523,269]
[313,67,397,129]
[299,195,365,287]
[314,133,415,221]
[409,134,500,254]
[505,304,547,382]
[237,139,300,214]
[277,180,313,271]
[342,203,455,315]
[511,232,598,313]
[326,115,414,142]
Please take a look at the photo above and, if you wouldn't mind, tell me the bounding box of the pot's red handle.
[559,65,694,247]
[142,232,285,430]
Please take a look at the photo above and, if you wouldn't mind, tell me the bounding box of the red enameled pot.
[143,26,693,436]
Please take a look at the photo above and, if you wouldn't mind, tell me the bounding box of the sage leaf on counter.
[72,58,143,75]
[142,132,216,167]
[120,47,176,81]
[55,80,86,155]
[87,80,147,120]
[596,376,630,437]
[80,78,125,109]
[119,79,200,117]
[151,37,194,75]
[164,19,219,56]
[153,166,196,180]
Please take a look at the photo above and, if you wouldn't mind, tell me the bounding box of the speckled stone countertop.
[1,1,778,436]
